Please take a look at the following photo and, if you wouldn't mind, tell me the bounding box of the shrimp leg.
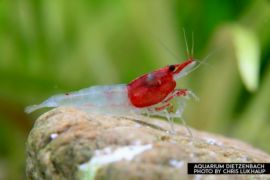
[163,88,199,103]
[153,89,193,112]
[150,89,196,136]
[154,102,172,111]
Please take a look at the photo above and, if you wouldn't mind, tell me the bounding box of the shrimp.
[26,28,207,135]
[25,58,199,134]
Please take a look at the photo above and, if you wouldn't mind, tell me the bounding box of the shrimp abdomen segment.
[25,84,132,113]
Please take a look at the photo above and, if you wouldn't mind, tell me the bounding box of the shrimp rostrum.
[26,58,199,133]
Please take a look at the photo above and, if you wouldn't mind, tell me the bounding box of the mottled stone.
[26,107,270,180]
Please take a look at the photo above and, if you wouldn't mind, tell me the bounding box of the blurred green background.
[1,0,270,179]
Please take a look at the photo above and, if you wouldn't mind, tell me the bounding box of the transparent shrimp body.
[25,84,138,115]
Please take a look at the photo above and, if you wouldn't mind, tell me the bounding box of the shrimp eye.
[168,65,175,72]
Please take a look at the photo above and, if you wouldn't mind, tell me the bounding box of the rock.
[26,107,270,180]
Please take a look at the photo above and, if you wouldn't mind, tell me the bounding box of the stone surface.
[26,107,270,180]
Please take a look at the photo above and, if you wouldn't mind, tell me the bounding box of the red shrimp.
[26,32,200,134]
[25,59,199,135]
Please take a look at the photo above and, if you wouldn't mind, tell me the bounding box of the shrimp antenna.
[158,40,180,61]
[185,45,226,75]
[182,28,190,59]
[191,31,194,58]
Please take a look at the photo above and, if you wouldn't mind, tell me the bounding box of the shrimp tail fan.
[25,104,46,113]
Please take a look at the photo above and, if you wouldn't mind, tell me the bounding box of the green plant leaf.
[232,25,260,92]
